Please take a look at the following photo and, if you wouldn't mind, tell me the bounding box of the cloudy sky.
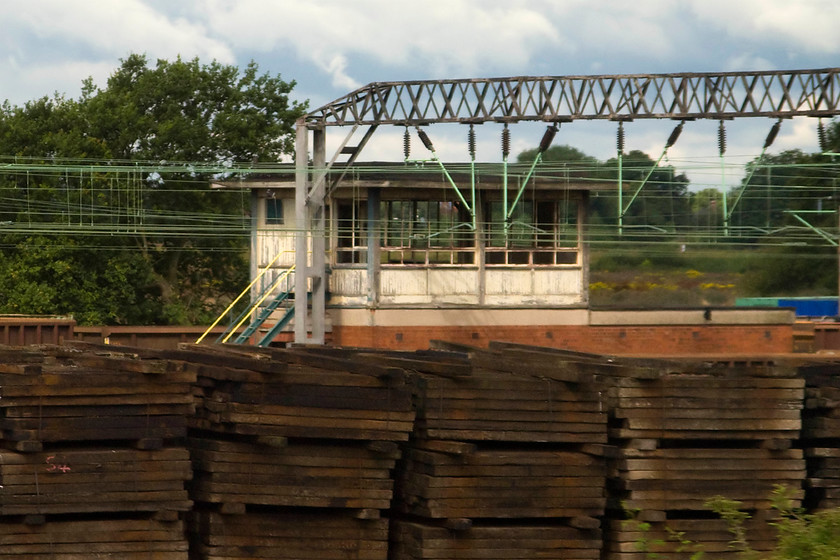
[2,0,839,186]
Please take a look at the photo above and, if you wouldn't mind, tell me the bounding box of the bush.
[625,486,840,560]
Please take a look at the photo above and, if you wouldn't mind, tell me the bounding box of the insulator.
[417,128,434,152]
[818,119,828,152]
[665,121,684,148]
[764,119,781,149]
[539,124,558,153]
[617,122,625,153]
[468,124,476,158]
[502,125,511,158]
[718,120,726,156]
[403,128,411,160]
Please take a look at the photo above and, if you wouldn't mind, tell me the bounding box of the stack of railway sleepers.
[189,345,415,442]
[182,344,417,560]
[391,520,603,560]
[398,446,606,520]
[392,342,612,560]
[188,437,399,510]
[0,517,189,560]
[605,359,806,560]
[188,510,389,560]
[797,360,840,511]
[0,346,194,450]
[604,515,778,560]
[413,341,626,445]
[608,370,804,443]
[0,447,192,515]
[0,343,194,560]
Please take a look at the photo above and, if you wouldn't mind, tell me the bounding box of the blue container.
[777,298,839,318]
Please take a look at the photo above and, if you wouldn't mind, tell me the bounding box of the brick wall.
[331,324,794,355]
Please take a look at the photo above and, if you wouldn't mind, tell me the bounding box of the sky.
[2,0,839,188]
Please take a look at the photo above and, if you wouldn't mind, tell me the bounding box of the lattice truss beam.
[307,68,840,126]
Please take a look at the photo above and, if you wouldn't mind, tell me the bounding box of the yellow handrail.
[219,265,296,344]
[195,250,292,344]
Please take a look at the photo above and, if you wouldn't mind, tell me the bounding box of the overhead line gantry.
[294,68,840,344]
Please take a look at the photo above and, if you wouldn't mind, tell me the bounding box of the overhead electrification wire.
[0,155,838,254]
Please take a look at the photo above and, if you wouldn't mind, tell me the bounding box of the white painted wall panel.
[381,269,429,296]
[330,268,367,297]
[257,232,295,268]
[485,269,533,296]
[428,269,478,296]
[533,268,583,296]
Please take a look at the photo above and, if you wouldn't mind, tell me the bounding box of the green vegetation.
[0,54,839,322]
[589,243,838,308]
[530,124,840,306]
[625,487,840,560]
[0,54,306,325]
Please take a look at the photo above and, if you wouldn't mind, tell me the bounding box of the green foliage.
[0,54,305,325]
[741,246,837,296]
[624,487,840,560]
[622,504,705,560]
[825,120,840,153]
[517,144,599,166]
[769,485,840,560]
[705,496,761,560]
[0,236,162,324]
[82,54,303,162]
[591,246,747,273]
[728,150,834,232]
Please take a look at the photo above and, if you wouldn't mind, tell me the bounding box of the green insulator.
[617,122,625,153]
[818,119,828,152]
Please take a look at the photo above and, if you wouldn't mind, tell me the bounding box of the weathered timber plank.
[420,428,607,443]
[204,400,414,421]
[3,403,194,418]
[189,490,383,509]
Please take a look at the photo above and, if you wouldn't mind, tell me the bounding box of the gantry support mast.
[294,68,840,344]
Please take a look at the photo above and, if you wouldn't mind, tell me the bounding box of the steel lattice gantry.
[293,68,840,344]
[307,68,840,126]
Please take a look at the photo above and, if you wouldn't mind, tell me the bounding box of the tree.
[601,150,691,230]
[517,144,599,169]
[0,236,162,324]
[514,144,691,240]
[81,54,302,163]
[727,149,834,232]
[824,118,840,153]
[0,54,307,325]
[690,187,724,230]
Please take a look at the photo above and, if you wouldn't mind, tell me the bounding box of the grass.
[589,245,744,308]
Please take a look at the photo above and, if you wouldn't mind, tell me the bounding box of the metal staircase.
[196,252,297,347]
[226,273,294,345]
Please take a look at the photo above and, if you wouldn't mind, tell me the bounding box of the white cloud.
[543,0,679,64]
[0,0,834,172]
[201,0,563,84]
[688,0,840,54]
[721,53,777,72]
[0,0,234,102]
[775,116,822,153]
[320,54,360,91]
[0,60,115,103]
[10,1,233,62]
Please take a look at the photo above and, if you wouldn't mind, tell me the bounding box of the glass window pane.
[266,198,283,225]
